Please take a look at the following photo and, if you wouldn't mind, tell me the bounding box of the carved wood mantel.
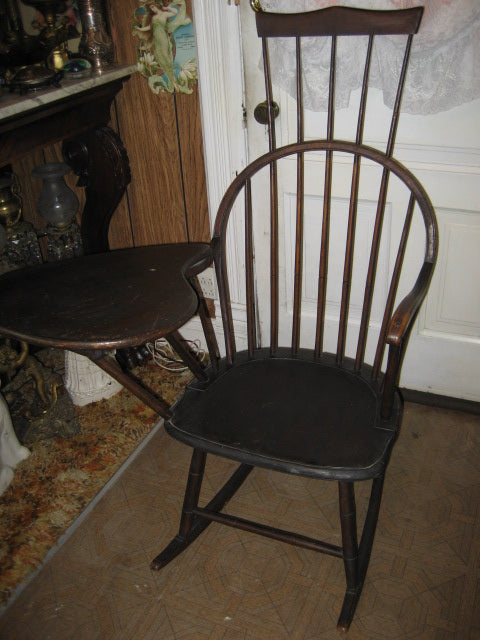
[0,64,135,253]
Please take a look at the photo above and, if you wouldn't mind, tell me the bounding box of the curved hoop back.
[212,141,437,415]
[208,5,437,416]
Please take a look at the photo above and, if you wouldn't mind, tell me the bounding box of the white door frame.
[193,1,247,226]
[180,2,247,349]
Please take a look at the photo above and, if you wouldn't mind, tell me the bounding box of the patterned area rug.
[0,351,191,610]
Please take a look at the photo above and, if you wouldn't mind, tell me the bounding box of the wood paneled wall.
[9,0,209,252]
[106,0,210,248]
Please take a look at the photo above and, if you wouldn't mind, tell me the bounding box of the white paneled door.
[193,1,480,402]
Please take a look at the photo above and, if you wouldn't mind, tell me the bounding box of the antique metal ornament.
[77,0,114,70]
[9,64,62,93]
[21,0,79,70]
[0,174,22,228]
[0,172,42,271]
[2,347,80,445]
[0,339,28,377]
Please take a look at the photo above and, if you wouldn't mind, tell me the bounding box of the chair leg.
[151,448,206,570]
[337,481,359,632]
[358,472,385,584]
[336,474,385,632]
[151,449,253,571]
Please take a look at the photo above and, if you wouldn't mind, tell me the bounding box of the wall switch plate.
[197,267,216,299]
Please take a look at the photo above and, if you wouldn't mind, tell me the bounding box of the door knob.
[253,100,280,125]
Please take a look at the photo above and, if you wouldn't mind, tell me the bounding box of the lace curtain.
[259,0,480,114]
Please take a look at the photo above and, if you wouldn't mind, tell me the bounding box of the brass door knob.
[253,100,280,125]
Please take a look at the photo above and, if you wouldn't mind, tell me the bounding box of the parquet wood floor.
[0,402,479,639]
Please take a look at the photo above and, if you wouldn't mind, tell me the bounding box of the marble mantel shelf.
[0,64,137,123]
[0,62,135,251]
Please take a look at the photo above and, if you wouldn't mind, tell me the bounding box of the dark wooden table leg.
[84,350,172,419]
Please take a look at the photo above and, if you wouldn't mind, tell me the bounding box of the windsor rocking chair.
[151,3,438,632]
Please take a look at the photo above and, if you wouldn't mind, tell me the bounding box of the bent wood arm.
[381,261,435,417]
[386,261,435,348]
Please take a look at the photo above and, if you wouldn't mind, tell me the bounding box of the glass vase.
[32,162,79,229]
[32,163,82,261]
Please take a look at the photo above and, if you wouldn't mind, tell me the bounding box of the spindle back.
[210,5,437,416]
[255,4,423,151]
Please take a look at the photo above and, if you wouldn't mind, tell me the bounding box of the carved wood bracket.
[63,126,131,254]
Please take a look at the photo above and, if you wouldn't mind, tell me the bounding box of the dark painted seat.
[151,3,438,633]
[170,351,400,481]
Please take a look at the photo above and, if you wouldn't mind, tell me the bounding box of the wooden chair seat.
[168,351,401,481]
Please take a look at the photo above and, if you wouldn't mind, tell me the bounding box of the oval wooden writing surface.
[0,243,212,351]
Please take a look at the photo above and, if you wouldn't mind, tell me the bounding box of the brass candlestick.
[21,0,79,69]
[22,0,60,41]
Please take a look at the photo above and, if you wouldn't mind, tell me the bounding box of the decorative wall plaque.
[133,0,197,95]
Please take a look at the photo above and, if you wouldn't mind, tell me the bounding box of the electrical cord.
[146,338,206,372]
